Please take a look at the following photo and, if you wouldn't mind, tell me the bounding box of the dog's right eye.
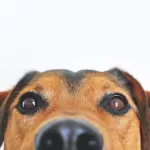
[99,93,131,116]
[16,92,47,115]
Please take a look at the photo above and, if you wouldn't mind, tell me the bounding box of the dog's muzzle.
[35,119,103,150]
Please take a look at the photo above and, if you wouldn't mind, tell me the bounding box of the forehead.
[25,70,127,94]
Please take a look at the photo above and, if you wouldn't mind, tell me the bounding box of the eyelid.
[19,91,47,102]
[101,92,127,101]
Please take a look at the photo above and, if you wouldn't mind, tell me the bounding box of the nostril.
[38,132,63,150]
[77,133,100,150]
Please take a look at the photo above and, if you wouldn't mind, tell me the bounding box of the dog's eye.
[22,98,36,110]
[100,93,131,116]
[16,92,47,115]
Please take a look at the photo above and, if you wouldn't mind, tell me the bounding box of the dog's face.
[0,68,149,150]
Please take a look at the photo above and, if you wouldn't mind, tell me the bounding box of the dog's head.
[0,68,149,150]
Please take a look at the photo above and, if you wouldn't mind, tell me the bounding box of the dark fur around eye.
[16,92,48,115]
[99,93,131,116]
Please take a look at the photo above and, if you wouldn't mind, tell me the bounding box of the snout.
[35,119,103,150]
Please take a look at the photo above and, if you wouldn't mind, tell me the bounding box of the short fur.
[0,68,149,150]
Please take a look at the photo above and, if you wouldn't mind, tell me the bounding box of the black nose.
[35,119,103,150]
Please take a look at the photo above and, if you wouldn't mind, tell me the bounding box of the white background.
[0,0,150,149]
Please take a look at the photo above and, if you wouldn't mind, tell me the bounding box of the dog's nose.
[35,119,103,150]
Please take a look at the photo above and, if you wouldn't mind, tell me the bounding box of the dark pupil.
[22,98,36,109]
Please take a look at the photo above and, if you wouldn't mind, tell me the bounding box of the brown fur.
[0,68,149,150]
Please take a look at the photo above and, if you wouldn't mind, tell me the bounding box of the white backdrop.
[0,0,150,149]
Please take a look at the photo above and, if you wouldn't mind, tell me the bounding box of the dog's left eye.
[16,92,47,115]
[100,93,131,116]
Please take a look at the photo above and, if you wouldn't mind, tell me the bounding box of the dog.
[0,68,149,150]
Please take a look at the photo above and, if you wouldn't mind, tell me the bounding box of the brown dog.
[0,68,150,150]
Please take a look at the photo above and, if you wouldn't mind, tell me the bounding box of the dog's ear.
[0,71,39,147]
[145,91,150,105]
[108,68,150,150]
[0,90,11,148]
[0,91,10,106]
